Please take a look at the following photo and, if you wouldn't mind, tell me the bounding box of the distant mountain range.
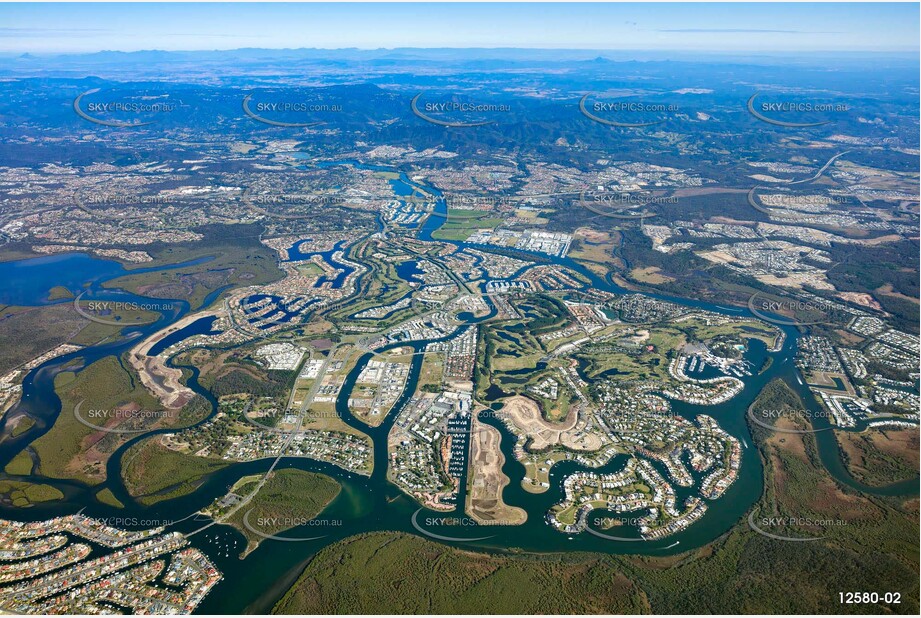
[1,46,916,73]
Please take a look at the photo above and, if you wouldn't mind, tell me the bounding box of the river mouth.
[1,165,915,614]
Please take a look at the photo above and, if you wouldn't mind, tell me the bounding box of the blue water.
[241,293,314,329]
[0,252,214,307]
[284,240,353,289]
[148,316,220,357]
[0,253,127,306]
[396,260,425,283]
[2,157,913,616]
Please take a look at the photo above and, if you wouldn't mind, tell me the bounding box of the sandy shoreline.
[128,309,222,409]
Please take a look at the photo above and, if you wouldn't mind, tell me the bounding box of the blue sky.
[0,2,917,53]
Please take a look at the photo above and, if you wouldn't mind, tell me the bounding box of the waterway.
[0,166,916,613]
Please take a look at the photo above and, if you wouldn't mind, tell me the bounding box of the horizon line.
[2,46,919,56]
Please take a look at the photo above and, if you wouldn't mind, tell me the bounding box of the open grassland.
[95,487,125,508]
[0,243,42,263]
[629,266,675,285]
[9,416,35,438]
[431,209,505,242]
[568,228,622,270]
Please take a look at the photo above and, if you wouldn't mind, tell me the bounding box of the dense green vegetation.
[95,487,126,508]
[176,345,294,402]
[121,437,228,506]
[0,302,149,375]
[209,367,292,400]
[826,241,920,334]
[615,228,761,303]
[274,533,649,614]
[26,355,210,486]
[30,357,166,485]
[273,377,919,615]
[3,450,32,475]
[221,469,341,555]
[274,521,915,615]
[0,480,64,507]
[103,224,284,310]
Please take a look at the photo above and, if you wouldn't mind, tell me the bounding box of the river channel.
[0,165,916,614]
